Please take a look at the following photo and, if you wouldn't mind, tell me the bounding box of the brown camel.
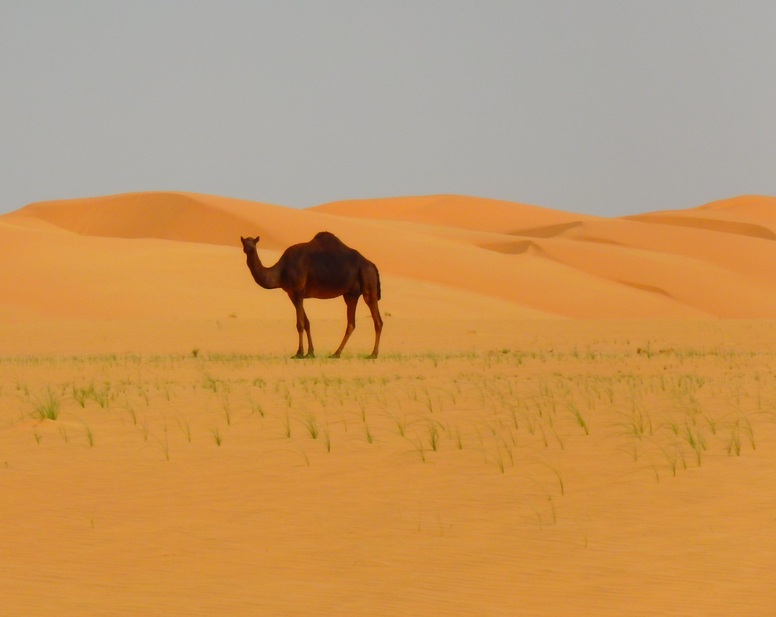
[240,232,383,358]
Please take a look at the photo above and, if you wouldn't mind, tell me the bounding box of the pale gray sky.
[2,1,776,217]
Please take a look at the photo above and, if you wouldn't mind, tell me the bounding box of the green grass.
[568,403,589,435]
[33,388,61,420]
[300,412,319,439]
[83,423,95,448]
[3,341,775,531]
[177,417,192,442]
[211,427,222,446]
[426,421,441,451]
[364,422,375,444]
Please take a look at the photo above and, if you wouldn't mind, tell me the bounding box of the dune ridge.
[2,191,775,321]
[311,194,599,235]
[625,194,776,239]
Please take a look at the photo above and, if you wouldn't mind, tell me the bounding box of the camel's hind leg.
[365,292,383,359]
[331,295,358,358]
[302,309,314,357]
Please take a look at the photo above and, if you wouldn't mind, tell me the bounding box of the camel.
[240,232,383,359]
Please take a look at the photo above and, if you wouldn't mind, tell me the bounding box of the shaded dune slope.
[2,192,775,319]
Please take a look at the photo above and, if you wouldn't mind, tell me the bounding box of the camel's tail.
[363,261,381,301]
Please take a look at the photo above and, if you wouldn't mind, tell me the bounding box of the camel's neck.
[246,250,281,289]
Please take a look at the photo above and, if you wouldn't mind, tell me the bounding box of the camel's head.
[240,236,260,254]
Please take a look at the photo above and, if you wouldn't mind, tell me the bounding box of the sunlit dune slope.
[2,192,775,320]
[0,216,262,320]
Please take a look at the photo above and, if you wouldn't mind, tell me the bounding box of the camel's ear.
[254,236,261,243]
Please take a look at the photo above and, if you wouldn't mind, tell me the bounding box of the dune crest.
[11,192,288,247]
[624,194,776,240]
[312,194,598,235]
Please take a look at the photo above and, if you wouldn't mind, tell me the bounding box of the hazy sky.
[2,1,776,217]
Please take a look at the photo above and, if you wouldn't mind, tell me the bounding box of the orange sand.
[1,192,775,615]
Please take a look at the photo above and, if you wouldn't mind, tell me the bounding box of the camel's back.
[277,232,371,296]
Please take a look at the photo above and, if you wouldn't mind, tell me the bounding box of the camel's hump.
[312,231,345,246]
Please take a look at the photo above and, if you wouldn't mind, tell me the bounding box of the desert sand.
[1,192,775,615]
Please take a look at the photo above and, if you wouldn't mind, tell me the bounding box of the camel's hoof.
[366,353,378,360]
[329,352,342,359]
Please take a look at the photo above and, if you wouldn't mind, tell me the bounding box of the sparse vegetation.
[1,339,773,529]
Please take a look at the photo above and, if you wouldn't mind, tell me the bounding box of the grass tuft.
[34,388,61,420]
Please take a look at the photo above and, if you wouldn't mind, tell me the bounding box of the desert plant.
[364,422,375,444]
[220,392,232,426]
[34,388,61,420]
[211,427,222,446]
[91,382,111,408]
[568,402,589,435]
[153,424,170,460]
[427,421,441,451]
[83,423,95,448]
[177,417,192,442]
[323,423,332,452]
[301,411,319,439]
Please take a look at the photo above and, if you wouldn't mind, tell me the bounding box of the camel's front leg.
[292,297,314,358]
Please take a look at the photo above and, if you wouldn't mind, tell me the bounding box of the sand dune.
[3,191,775,321]
[2,191,776,616]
